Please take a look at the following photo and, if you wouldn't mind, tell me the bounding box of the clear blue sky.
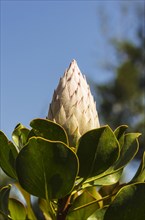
[0,0,143,139]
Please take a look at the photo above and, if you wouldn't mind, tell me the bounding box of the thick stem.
[56,195,71,220]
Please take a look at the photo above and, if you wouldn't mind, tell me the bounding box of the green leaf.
[0,131,18,179]
[8,198,26,220]
[93,169,123,185]
[114,125,128,149]
[0,211,12,220]
[16,137,78,199]
[83,132,140,185]
[14,183,37,220]
[66,187,102,220]
[87,207,107,220]
[77,126,120,179]
[131,151,145,183]
[12,123,30,150]
[0,185,11,216]
[30,118,68,145]
[82,168,123,186]
[39,198,56,220]
[114,133,140,170]
[104,183,145,220]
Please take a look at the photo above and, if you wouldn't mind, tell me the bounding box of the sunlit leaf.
[14,183,37,220]
[12,123,30,151]
[83,132,140,185]
[16,137,78,199]
[0,131,18,179]
[8,198,26,220]
[66,187,102,220]
[104,183,145,220]
[77,126,120,179]
[0,211,12,220]
[81,166,123,186]
[39,198,56,220]
[114,125,128,149]
[131,151,145,183]
[93,169,123,185]
[114,133,140,169]
[87,207,107,220]
[30,118,68,145]
[0,185,11,217]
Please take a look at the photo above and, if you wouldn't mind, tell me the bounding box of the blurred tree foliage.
[95,5,145,159]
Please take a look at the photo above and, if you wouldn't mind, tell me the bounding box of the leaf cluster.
[0,119,145,219]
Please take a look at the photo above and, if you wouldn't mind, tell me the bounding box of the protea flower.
[47,60,100,146]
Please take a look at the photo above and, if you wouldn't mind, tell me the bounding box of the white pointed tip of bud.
[71,59,77,63]
[48,60,100,147]
[67,59,77,71]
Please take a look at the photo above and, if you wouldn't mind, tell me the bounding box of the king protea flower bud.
[47,60,100,146]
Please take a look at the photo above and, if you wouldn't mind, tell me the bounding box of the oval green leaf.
[77,126,120,179]
[87,207,107,220]
[8,198,26,220]
[82,168,123,186]
[93,169,123,185]
[39,198,56,220]
[114,125,128,149]
[114,133,140,170]
[0,131,18,179]
[30,118,68,145]
[66,187,101,220]
[16,137,78,199]
[104,183,145,220]
[12,123,30,151]
[131,151,145,183]
[0,185,11,216]
[82,132,140,185]
[14,183,37,220]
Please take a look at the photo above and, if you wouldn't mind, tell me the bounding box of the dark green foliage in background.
[95,5,145,158]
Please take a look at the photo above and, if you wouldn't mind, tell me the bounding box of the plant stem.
[71,192,117,212]
[56,195,71,220]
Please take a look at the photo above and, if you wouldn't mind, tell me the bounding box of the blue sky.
[0,0,143,139]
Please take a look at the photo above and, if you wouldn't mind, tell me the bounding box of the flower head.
[47,60,100,146]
